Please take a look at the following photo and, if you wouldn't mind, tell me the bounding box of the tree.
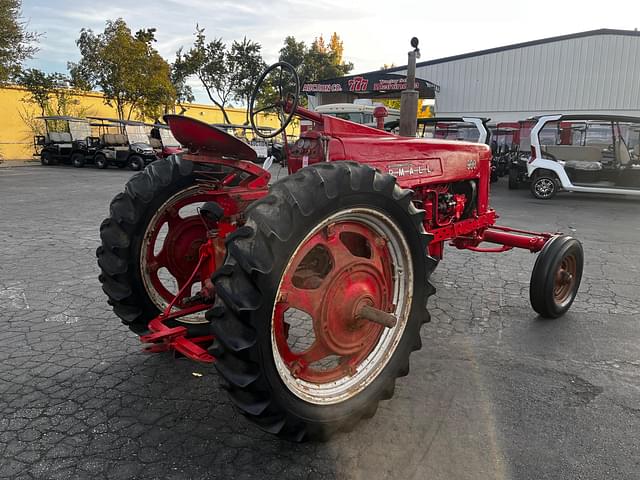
[228,37,266,123]
[68,19,176,120]
[174,27,234,124]
[0,0,39,83]
[278,33,353,84]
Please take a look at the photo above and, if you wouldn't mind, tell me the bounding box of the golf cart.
[149,124,183,158]
[88,117,157,170]
[528,114,640,199]
[34,116,97,166]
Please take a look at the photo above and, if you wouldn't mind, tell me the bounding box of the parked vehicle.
[149,124,183,158]
[97,60,583,441]
[88,117,157,170]
[212,123,274,163]
[528,114,640,199]
[303,102,401,133]
[34,116,97,166]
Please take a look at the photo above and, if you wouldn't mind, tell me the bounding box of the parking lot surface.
[1,164,639,480]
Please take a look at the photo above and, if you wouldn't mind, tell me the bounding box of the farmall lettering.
[388,160,438,178]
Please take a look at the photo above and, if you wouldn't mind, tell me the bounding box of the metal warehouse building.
[382,29,640,122]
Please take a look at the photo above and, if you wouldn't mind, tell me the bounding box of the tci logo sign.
[348,76,369,92]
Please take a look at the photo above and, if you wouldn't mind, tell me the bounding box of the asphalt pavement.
[1,163,638,479]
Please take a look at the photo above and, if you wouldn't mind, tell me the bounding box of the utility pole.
[399,37,420,137]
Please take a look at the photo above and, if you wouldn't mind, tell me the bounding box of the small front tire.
[508,167,519,190]
[41,151,53,166]
[71,153,85,168]
[531,173,558,199]
[530,235,583,318]
[129,155,144,171]
[94,154,108,169]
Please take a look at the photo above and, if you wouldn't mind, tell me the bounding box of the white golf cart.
[528,114,640,199]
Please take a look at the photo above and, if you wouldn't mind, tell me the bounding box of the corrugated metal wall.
[397,33,640,122]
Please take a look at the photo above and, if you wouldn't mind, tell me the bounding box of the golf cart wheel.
[508,167,519,190]
[210,161,436,441]
[531,171,558,199]
[71,152,85,168]
[129,155,144,171]
[94,153,108,169]
[41,150,53,166]
[97,156,219,334]
[530,235,583,318]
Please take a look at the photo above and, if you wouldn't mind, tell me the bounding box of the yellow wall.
[0,85,291,161]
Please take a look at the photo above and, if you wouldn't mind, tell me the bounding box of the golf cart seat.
[47,132,73,146]
[149,138,162,149]
[101,133,128,146]
[542,145,604,171]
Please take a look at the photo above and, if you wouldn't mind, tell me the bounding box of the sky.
[20,0,640,103]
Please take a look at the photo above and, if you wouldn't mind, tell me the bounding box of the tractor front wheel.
[210,162,436,440]
[530,235,583,318]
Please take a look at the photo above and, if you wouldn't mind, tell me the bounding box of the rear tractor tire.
[97,156,218,335]
[530,235,583,318]
[210,161,437,441]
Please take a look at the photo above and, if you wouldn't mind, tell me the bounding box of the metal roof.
[377,29,640,74]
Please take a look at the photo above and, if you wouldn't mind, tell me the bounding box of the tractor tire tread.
[209,161,436,441]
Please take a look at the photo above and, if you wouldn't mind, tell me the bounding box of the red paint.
[146,102,555,364]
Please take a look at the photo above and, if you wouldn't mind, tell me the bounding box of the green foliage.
[16,68,94,140]
[68,18,176,120]
[174,28,267,124]
[173,26,234,123]
[278,33,353,84]
[228,37,266,123]
[0,0,39,83]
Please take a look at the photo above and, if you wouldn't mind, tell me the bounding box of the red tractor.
[97,62,583,441]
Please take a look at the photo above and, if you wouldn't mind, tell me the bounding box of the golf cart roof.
[89,122,121,128]
[537,114,640,123]
[384,116,491,131]
[87,117,149,126]
[36,115,88,122]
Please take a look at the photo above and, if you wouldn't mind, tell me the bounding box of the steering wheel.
[249,62,300,139]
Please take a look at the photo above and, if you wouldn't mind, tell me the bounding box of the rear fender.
[527,158,572,189]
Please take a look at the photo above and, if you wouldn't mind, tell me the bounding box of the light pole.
[399,37,420,137]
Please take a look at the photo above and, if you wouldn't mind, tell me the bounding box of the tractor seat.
[101,133,128,146]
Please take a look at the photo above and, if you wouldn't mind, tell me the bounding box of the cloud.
[21,0,640,103]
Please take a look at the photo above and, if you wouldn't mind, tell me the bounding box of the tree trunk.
[200,76,232,124]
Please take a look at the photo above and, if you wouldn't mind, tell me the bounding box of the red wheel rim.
[271,208,413,404]
[140,186,212,318]
[553,253,577,306]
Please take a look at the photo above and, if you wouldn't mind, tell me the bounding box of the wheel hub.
[316,264,387,356]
